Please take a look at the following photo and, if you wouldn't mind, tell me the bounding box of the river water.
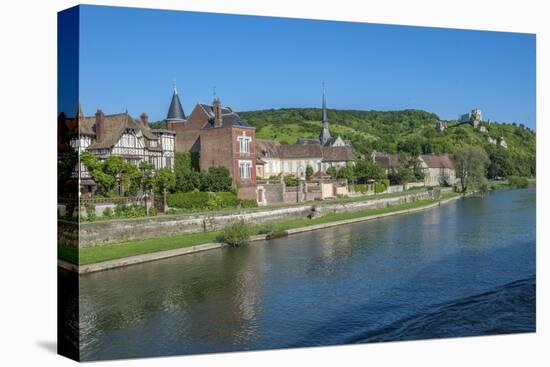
[64,188,536,361]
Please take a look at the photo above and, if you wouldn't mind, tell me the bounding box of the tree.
[454,146,490,193]
[200,166,232,192]
[353,159,386,183]
[305,164,314,180]
[80,151,116,196]
[326,166,337,178]
[388,165,413,185]
[154,168,176,195]
[138,161,155,194]
[336,164,354,182]
[174,152,201,192]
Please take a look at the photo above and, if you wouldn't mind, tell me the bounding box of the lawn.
[59,192,460,266]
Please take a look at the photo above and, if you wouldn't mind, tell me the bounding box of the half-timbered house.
[59,105,175,195]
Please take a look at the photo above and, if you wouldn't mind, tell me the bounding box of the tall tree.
[454,146,490,193]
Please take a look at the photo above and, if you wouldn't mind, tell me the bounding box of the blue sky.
[75,5,536,128]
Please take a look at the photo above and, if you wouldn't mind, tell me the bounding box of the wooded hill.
[239,108,536,178]
[150,108,536,178]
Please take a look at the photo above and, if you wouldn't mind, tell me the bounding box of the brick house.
[166,87,257,200]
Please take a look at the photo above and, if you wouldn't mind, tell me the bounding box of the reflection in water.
[68,188,535,361]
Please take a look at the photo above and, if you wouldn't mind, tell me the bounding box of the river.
[59,188,536,361]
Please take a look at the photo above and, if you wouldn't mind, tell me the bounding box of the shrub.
[283,175,299,186]
[218,220,251,247]
[354,184,368,193]
[217,192,239,208]
[167,190,211,210]
[239,199,258,208]
[102,207,113,218]
[508,176,529,189]
[84,203,96,221]
[148,207,158,216]
[206,194,223,211]
[114,204,146,218]
[374,182,386,194]
[167,191,239,211]
[257,223,275,235]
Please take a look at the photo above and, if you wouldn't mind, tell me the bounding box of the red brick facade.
[169,102,258,200]
[168,105,209,152]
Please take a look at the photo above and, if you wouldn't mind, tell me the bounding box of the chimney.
[213,97,223,126]
[95,109,105,141]
[140,112,149,127]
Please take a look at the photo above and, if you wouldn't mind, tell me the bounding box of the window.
[239,160,252,179]
[238,136,251,154]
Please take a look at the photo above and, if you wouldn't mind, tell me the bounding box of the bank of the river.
[59,192,461,273]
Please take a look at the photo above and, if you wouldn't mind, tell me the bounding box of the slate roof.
[279,143,323,159]
[166,91,186,120]
[256,139,281,158]
[419,154,454,169]
[256,139,355,162]
[297,138,321,145]
[199,103,253,129]
[372,152,402,169]
[321,146,356,161]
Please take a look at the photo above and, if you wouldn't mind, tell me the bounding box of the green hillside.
[238,108,535,178]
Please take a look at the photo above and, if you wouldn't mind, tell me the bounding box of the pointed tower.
[319,82,331,145]
[166,81,186,122]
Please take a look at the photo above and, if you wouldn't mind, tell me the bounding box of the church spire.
[319,82,331,145]
[166,81,186,121]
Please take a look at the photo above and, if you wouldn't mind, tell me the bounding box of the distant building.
[255,86,356,179]
[371,151,402,174]
[458,108,483,129]
[255,139,355,179]
[418,154,456,186]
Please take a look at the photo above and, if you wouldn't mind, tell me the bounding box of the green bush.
[283,175,299,186]
[217,192,239,208]
[239,199,258,208]
[218,220,252,247]
[84,203,96,221]
[167,190,210,210]
[508,176,529,189]
[257,223,275,235]
[374,182,387,194]
[148,207,158,216]
[102,207,113,218]
[354,184,368,193]
[167,191,239,211]
[380,179,390,189]
[114,204,146,218]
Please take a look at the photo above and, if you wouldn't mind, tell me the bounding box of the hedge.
[167,191,239,211]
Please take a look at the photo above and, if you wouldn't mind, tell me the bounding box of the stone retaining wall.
[68,188,451,248]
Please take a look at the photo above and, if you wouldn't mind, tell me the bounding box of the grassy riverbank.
[59,192,460,266]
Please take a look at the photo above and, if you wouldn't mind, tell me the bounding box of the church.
[255,86,356,179]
